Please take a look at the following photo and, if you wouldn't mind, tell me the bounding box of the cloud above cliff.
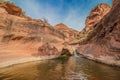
[8,0,112,31]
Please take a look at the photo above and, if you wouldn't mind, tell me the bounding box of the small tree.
[21,11,26,17]
[5,19,13,35]
[42,17,48,23]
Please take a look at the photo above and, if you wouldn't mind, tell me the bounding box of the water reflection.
[0,56,120,80]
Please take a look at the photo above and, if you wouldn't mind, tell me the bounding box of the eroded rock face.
[0,1,74,64]
[0,2,22,16]
[54,23,79,41]
[85,3,111,31]
[38,43,59,56]
[77,1,120,66]
[0,2,74,57]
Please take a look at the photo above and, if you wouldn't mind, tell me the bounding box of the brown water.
[0,56,120,80]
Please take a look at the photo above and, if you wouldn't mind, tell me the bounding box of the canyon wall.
[77,0,120,66]
[85,3,111,31]
[112,0,120,7]
[0,2,76,56]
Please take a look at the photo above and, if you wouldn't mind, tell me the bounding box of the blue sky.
[8,0,112,31]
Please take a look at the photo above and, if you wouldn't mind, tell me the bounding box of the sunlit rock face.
[0,2,22,16]
[77,1,120,66]
[85,3,111,31]
[54,23,79,42]
[0,2,69,56]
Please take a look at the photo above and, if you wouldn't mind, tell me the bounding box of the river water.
[0,56,120,80]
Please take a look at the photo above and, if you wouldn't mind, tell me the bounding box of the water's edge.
[78,53,120,67]
[0,56,120,80]
[0,55,58,68]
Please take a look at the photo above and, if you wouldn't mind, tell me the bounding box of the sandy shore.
[0,55,58,68]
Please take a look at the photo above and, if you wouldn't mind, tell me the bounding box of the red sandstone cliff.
[77,3,111,43]
[0,2,72,57]
[85,3,111,31]
[77,1,120,66]
[0,2,22,16]
[54,23,79,42]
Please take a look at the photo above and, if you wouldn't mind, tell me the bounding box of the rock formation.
[38,43,59,56]
[60,48,72,57]
[85,3,111,31]
[112,0,120,7]
[0,2,22,16]
[0,2,72,56]
[77,1,120,66]
[78,3,111,42]
[54,23,79,42]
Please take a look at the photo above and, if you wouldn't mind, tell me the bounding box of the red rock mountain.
[54,23,79,41]
[85,3,111,31]
[0,2,74,57]
[77,1,120,66]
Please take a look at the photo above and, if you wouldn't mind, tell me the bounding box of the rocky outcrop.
[37,43,59,56]
[0,2,22,16]
[78,3,111,42]
[85,3,111,31]
[54,23,79,41]
[77,1,120,66]
[60,48,72,57]
[112,0,120,7]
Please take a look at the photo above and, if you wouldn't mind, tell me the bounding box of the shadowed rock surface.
[112,0,120,7]
[60,48,72,57]
[77,3,111,42]
[77,1,120,66]
[85,3,111,31]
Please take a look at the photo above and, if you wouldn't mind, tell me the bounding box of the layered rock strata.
[77,1,120,66]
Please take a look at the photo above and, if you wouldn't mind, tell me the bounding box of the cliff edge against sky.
[77,0,120,66]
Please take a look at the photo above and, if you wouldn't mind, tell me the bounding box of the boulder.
[60,48,72,57]
[38,43,59,56]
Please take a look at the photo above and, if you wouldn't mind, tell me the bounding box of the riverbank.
[0,42,74,68]
[1,56,120,80]
[79,53,120,67]
[0,55,58,68]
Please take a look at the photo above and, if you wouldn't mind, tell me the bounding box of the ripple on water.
[0,56,120,80]
[62,71,88,80]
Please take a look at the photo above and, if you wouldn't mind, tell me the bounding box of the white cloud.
[7,0,112,31]
[15,0,63,26]
[7,0,86,31]
[63,7,86,31]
